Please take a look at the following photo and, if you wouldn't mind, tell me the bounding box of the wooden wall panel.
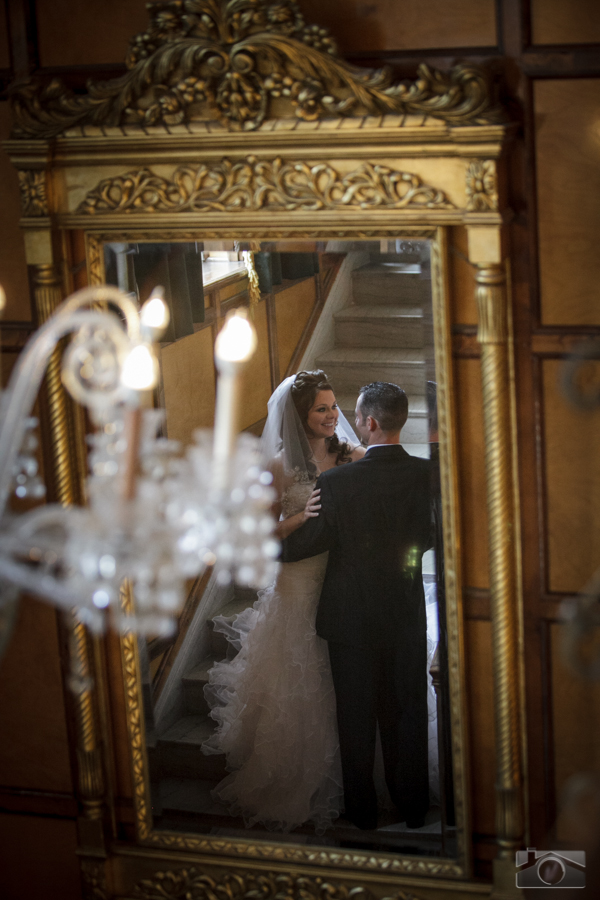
[299,0,497,53]
[276,279,316,376]
[219,275,248,301]
[0,813,81,900]
[0,103,31,322]
[239,301,272,430]
[0,10,10,68]
[543,359,600,594]
[0,598,72,793]
[531,0,600,46]
[455,358,489,589]
[535,79,600,326]
[450,226,477,326]
[36,0,148,67]
[465,619,496,835]
[550,622,600,841]
[161,329,216,446]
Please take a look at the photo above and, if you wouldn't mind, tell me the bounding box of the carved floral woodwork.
[10,0,502,139]
[18,170,48,217]
[77,159,454,215]
[466,161,498,212]
[131,868,426,900]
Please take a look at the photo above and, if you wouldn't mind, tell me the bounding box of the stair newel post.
[468,226,524,899]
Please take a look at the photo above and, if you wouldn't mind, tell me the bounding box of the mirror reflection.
[104,238,455,856]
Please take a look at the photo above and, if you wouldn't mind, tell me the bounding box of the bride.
[202,370,364,833]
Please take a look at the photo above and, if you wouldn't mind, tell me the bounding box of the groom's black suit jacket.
[282,445,432,648]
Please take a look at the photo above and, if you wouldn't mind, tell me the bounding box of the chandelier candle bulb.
[120,343,158,391]
[139,286,170,342]
[213,309,257,491]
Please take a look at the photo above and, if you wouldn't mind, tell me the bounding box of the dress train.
[202,553,344,833]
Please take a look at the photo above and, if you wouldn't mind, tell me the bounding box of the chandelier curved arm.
[0,553,81,611]
[0,304,135,515]
[58,284,142,342]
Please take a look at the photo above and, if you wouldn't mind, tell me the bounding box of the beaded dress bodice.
[280,479,317,520]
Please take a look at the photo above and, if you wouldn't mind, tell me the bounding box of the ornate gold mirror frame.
[5,3,522,898]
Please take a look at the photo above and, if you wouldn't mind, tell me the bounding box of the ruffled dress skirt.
[202,552,344,833]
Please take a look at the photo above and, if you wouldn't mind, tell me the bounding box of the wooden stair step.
[334,304,424,348]
[157,714,227,781]
[317,347,427,395]
[182,657,213,716]
[352,264,431,305]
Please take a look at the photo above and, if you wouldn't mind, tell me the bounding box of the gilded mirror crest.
[10,0,502,139]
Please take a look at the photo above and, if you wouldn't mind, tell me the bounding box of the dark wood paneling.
[535,79,600,326]
[0,598,73,794]
[530,0,600,47]
[36,0,147,68]
[0,812,82,900]
[298,0,497,54]
[0,101,32,321]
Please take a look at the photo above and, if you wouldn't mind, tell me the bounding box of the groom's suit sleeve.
[280,473,337,562]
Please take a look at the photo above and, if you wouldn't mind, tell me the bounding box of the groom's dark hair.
[358,382,408,433]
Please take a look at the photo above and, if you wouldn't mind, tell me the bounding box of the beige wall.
[276,278,316,376]
[161,329,217,446]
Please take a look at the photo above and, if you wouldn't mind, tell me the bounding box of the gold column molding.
[32,264,107,847]
[476,266,508,344]
[32,264,80,508]
[474,262,524,897]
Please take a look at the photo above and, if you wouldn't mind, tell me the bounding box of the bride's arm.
[350,444,366,460]
[269,457,321,540]
[276,488,321,540]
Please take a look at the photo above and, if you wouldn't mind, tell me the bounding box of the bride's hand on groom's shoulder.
[303,488,321,523]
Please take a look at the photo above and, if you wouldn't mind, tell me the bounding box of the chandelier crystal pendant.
[0,285,279,645]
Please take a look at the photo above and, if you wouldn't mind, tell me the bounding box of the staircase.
[316,253,433,446]
[149,587,258,811]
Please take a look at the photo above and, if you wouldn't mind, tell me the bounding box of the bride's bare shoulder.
[268,453,296,494]
[350,444,366,461]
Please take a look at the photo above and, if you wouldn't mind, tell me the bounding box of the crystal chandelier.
[0,284,279,648]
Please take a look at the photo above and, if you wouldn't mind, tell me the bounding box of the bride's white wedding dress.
[202,479,440,834]
[202,479,344,833]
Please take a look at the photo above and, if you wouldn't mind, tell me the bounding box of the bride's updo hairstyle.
[291,370,353,468]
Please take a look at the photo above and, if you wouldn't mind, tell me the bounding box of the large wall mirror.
[85,226,469,874]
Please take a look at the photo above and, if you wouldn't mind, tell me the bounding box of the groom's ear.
[367,415,378,433]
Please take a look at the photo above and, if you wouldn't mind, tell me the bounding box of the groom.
[282,381,432,830]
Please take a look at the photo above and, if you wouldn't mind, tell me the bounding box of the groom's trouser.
[327,634,429,824]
